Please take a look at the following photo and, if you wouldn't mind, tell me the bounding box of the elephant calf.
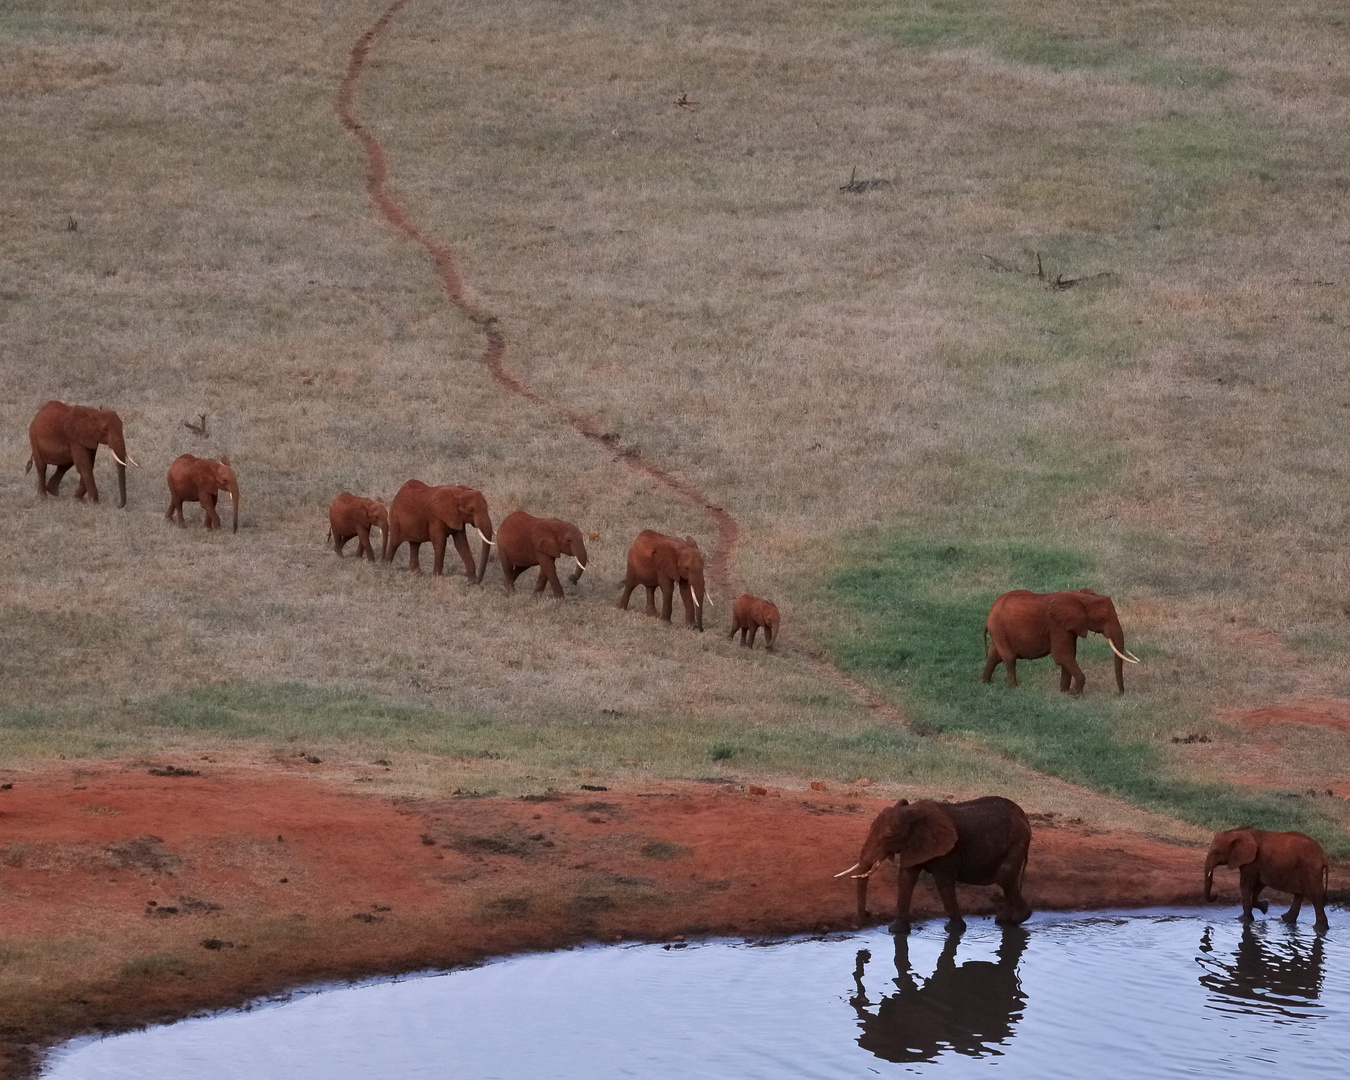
[838,796,1032,935]
[1205,827,1329,932]
[728,593,780,651]
[496,511,588,598]
[328,493,388,561]
[166,454,240,533]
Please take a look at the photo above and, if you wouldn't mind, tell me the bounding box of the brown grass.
[1,0,1348,795]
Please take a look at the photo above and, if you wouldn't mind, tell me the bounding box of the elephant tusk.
[1105,637,1141,664]
[110,450,128,467]
[690,589,701,609]
[834,863,863,879]
[575,560,586,573]
[470,525,496,546]
[126,454,139,467]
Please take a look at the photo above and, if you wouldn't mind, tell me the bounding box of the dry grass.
[2,0,1348,810]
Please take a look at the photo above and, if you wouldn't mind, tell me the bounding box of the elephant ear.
[896,802,959,869]
[536,526,562,559]
[64,407,104,450]
[1226,831,1258,869]
[1047,592,1089,638]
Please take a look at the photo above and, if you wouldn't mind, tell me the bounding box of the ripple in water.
[45,909,1350,1079]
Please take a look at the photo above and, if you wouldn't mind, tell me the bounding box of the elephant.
[495,511,588,598]
[26,400,138,508]
[1197,924,1325,1017]
[165,454,240,532]
[838,797,1032,935]
[617,530,707,631]
[328,493,388,561]
[850,927,1029,1063]
[980,588,1139,695]
[383,479,495,582]
[1204,828,1329,932]
[728,593,780,651]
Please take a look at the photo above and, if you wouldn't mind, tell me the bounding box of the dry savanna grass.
[2,0,1348,815]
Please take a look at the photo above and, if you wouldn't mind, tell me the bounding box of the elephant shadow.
[1197,923,1325,1021]
[849,927,1029,1063]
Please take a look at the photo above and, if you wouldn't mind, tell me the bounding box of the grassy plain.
[1,0,1348,836]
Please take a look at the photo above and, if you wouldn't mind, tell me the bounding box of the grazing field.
[2,0,1349,832]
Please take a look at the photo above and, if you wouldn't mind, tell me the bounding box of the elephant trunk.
[856,876,869,924]
[108,431,130,508]
[474,514,494,584]
[115,461,127,509]
[1105,617,1128,693]
[568,531,589,586]
[228,478,240,533]
[691,572,705,632]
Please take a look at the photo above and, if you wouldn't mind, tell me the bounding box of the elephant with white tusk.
[27,400,138,508]
[617,530,707,631]
[384,479,495,582]
[981,588,1139,695]
[495,511,589,598]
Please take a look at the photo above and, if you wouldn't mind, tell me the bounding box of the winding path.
[337,0,906,726]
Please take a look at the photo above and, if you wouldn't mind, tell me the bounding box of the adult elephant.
[166,454,240,532]
[617,530,706,631]
[496,511,587,598]
[27,400,138,507]
[328,493,389,561]
[981,588,1139,695]
[384,479,494,581]
[837,797,1032,935]
[1204,827,1329,932]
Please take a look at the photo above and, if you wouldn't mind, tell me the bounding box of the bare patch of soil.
[5,758,1339,1076]
[1227,699,1350,736]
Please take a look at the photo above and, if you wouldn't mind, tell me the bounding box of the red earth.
[8,757,1341,1076]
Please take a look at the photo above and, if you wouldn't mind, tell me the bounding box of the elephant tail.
[982,625,989,653]
[325,528,332,544]
[24,457,32,474]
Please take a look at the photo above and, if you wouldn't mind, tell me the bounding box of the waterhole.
[46,909,1350,1078]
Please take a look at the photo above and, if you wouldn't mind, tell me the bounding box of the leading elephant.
[838,796,1032,935]
[1204,827,1329,932]
[981,588,1139,695]
[165,454,240,532]
[617,529,706,631]
[383,479,495,581]
[496,511,588,598]
[27,400,138,508]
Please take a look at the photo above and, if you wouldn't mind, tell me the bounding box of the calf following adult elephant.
[838,797,1032,935]
[1205,827,1329,932]
[165,454,240,532]
[496,512,588,598]
[384,480,495,581]
[27,400,138,508]
[729,593,780,651]
[618,530,707,631]
[328,493,388,561]
[981,588,1139,694]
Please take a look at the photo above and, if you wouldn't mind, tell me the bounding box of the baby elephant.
[1205,827,1329,932]
[328,493,389,561]
[166,454,240,532]
[728,593,780,651]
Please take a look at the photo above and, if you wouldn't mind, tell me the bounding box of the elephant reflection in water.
[849,928,1028,1063]
[1197,924,1325,1018]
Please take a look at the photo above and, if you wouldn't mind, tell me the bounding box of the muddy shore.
[7,759,1341,1078]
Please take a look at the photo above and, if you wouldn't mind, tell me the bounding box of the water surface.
[47,908,1350,1078]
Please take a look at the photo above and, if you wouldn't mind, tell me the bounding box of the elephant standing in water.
[1204,828,1330,932]
[27,400,138,507]
[166,454,240,532]
[618,530,707,631]
[981,588,1139,695]
[850,928,1029,1063]
[384,480,495,581]
[839,797,1032,935]
[495,512,588,598]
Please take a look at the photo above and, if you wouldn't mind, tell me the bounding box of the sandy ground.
[5,756,1344,1076]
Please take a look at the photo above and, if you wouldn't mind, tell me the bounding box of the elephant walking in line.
[495,512,588,598]
[981,588,1139,695]
[838,797,1032,935]
[384,479,495,582]
[166,454,240,532]
[617,530,707,631]
[729,593,780,651]
[1205,828,1330,932]
[328,493,389,561]
[27,400,138,508]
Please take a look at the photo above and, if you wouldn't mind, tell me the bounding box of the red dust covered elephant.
[496,512,588,598]
[27,400,138,507]
[618,530,707,631]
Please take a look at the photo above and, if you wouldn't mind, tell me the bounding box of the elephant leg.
[995,854,1032,925]
[1239,868,1259,921]
[764,624,774,652]
[1052,636,1085,695]
[1004,655,1018,688]
[892,868,921,935]
[727,621,739,642]
[644,585,658,616]
[1282,894,1303,925]
[739,627,749,646]
[45,463,69,496]
[450,529,476,579]
[933,873,967,934]
[407,541,422,573]
[1313,895,1329,933]
[1251,881,1269,915]
[504,563,526,594]
[538,556,564,598]
[32,459,49,497]
[200,491,220,529]
[333,531,348,556]
[678,580,696,626]
[356,525,374,561]
[980,645,1002,684]
[748,625,759,648]
[430,525,449,576]
[71,444,98,502]
[166,497,183,526]
[658,578,675,622]
[617,576,636,610]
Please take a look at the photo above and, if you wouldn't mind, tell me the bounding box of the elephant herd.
[840,796,1332,935]
[24,401,782,649]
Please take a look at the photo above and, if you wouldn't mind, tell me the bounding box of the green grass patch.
[825,533,1348,854]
